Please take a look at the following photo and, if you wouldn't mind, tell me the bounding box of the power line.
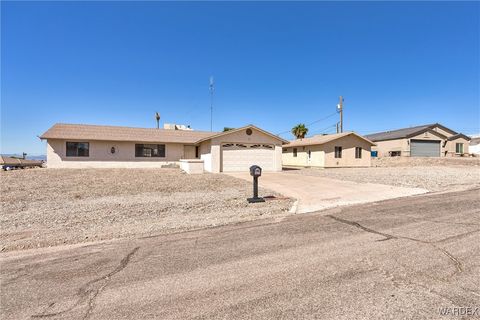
[306,112,338,127]
[276,111,338,136]
[308,124,337,136]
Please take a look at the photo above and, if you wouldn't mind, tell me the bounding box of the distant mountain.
[1,154,46,161]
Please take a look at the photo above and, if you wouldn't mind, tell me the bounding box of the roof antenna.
[155,112,161,129]
[209,76,215,132]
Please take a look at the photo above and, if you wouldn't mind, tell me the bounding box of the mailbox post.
[248,165,265,203]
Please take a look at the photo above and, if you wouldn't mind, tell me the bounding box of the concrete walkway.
[227,172,428,213]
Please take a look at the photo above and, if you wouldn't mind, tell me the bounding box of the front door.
[307,149,312,165]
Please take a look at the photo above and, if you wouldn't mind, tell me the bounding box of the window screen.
[135,144,166,157]
[66,142,89,157]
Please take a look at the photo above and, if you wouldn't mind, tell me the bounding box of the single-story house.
[282,132,375,168]
[365,123,471,157]
[39,123,288,172]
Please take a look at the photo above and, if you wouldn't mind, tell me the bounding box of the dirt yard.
[372,156,480,167]
[0,169,292,251]
[286,157,480,192]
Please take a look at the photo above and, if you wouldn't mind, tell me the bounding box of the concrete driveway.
[227,171,428,213]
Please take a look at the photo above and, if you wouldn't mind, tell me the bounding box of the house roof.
[364,123,457,142]
[195,124,289,144]
[39,123,217,144]
[39,123,288,145]
[284,132,375,148]
[447,133,471,141]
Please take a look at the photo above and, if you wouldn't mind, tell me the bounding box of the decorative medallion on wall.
[246,128,253,136]
[108,145,119,156]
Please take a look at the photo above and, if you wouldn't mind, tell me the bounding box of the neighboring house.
[365,123,471,157]
[39,123,288,172]
[282,132,375,168]
[469,135,480,155]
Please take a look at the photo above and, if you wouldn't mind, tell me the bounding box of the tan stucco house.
[39,123,288,172]
[282,132,375,168]
[365,123,471,157]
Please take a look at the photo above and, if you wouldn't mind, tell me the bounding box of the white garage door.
[222,143,275,172]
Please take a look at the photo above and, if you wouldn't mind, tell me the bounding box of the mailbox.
[250,165,262,177]
[247,165,265,203]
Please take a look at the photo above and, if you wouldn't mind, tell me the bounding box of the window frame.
[355,147,362,159]
[334,146,342,159]
[135,144,166,158]
[66,142,90,157]
[455,143,464,154]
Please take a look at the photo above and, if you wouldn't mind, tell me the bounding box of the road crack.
[31,246,139,319]
[326,215,463,275]
[326,215,395,241]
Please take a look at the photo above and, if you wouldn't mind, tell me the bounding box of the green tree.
[223,127,235,132]
[291,124,308,139]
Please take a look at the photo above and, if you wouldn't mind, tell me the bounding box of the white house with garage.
[39,123,287,172]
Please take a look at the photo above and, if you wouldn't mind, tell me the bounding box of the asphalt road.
[1,189,479,320]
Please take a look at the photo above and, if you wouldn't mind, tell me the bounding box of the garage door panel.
[410,140,440,157]
[222,144,275,172]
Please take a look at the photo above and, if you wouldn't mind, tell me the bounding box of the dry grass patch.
[0,169,291,251]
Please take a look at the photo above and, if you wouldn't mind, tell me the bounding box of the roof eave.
[195,124,289,144]
[405,128,449,139]
[448,133,471,141]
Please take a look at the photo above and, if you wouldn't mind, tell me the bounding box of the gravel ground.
[0,169,292,251]
[285,158,480,192]
[372,156,480,167]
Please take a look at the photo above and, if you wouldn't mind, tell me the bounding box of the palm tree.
[291,124,308,139]
[155,112,161,129]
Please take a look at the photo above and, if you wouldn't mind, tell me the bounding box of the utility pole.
[336,96,344,133]
[209,76,215,132]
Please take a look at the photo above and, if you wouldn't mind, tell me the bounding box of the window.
[334,146,342,158]
[390,151,401,157]
[355,147,362,159]
[135,144,166,157]
[456,143,464,154]
[293,148,298,157]
[66,142,89,157]
[308,150,311,159]
[195,146,199,158]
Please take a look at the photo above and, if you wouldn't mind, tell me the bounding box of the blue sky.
[1,1,479,155]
